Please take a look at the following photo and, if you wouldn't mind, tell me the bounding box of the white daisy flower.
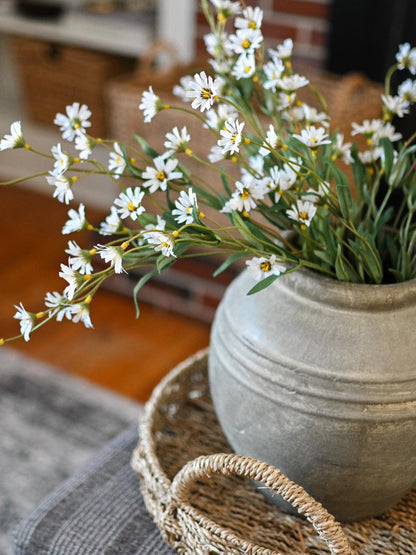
[164,126,191,155]
[358,148,384,165]
[99,206,124,236]
[351,119,384,137]
[172,188,198,225]
[108,142,126,179]
[210,0,241,18]
[381,94,409,118]
[267,164,297,202]
[208,145,226,163]
[333,134,353,164]
[287,199,317,229]
[59,263,82,300]
[293,126,331,149]
[145,231,176,258]
[142,156,183,193]
[139,86,162,123]
[204,31,233,59]
[232,52,256,80]
[235,6,263,30]
[65,240,94,274]
[145,215,166,233]
[302,105,330,128]
[209,55,234,74]
[204,103,238,131]
[396,43,416,74]
[46,174,75,205]
[13,303,36,342]
[218,118,245,155]
[54,102,91,141]
[373,122,402,143]
[398,78,416,103]
[259,125,280,157]
[229,28,263,55]
[96,245,126,274]
[223,180,264,213]
[50,143,71,176]
[172,75,194,102]
[246,255,285,281]
[263,58,285,91]
[269,38,294,61]
[114,187,145,221]
[44,291,72,322]
[186,71,222,112]
[276,74,309,93]
[62,203,87,235]
[70,302,93,328]
[74,134,95,159]
[0,121,25,150]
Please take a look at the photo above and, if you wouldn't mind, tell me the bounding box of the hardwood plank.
[0,186,211,401]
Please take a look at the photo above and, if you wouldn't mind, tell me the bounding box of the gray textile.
[12,425,176,554]
[0,347,142,554]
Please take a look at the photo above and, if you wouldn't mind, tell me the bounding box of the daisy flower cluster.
[2,0,416,343]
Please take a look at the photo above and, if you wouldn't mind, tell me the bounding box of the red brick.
[311,29,328,47]
[273,0,329,19]
[261,21,298,42]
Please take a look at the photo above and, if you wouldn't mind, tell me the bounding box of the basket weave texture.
[132,350,416,554]
[11,36,135,136]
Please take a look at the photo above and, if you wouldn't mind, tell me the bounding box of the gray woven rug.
[0,347,141,555]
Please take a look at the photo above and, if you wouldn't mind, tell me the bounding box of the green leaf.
[351,144,367,197]
[350,232,383,283]
[238,77,254,101]
[379,137,394,179]
[133,134,160,159]
[231,212,262,248]
[220,169,232,196]
[335,245,356,282]
[314,249,333,265]
[331,164,353,221]
[132,268,159,317]
[213,252,248,277]
[156,255,175,274]
[247,273,280,295]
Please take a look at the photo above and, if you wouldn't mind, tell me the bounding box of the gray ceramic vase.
[208,268,416,522]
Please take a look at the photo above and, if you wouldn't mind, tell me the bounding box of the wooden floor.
[0,186,211,402]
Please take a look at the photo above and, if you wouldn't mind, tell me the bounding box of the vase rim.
[272,268,416,311]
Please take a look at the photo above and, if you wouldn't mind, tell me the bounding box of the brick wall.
[196,0,331,69]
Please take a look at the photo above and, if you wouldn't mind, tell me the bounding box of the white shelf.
[0,8,155,57]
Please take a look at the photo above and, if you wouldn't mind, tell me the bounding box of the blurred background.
[0,0,414,401]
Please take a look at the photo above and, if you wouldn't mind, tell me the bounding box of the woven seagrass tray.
[132,350,416,554]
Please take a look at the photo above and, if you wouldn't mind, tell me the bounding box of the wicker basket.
[132,350,416,554]
[11,36,135,136]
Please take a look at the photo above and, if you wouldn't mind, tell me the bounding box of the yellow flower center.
[201,88,213,99]
[244,66,251,74]
[127,201,136,212]
[242,39,251,49]
[299,211,308,221]
[241,188,250,200]
[260,261,271,272]
[249,21,257,29]
[157,171,166,181]
[231,132,238,143]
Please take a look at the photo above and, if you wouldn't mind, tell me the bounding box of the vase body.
[208,268,416,522]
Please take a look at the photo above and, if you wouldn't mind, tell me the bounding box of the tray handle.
[171,453,355,555]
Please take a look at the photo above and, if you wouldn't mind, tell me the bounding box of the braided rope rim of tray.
[132,349,416,554]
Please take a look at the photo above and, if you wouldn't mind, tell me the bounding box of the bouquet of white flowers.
[2,0,416,343]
